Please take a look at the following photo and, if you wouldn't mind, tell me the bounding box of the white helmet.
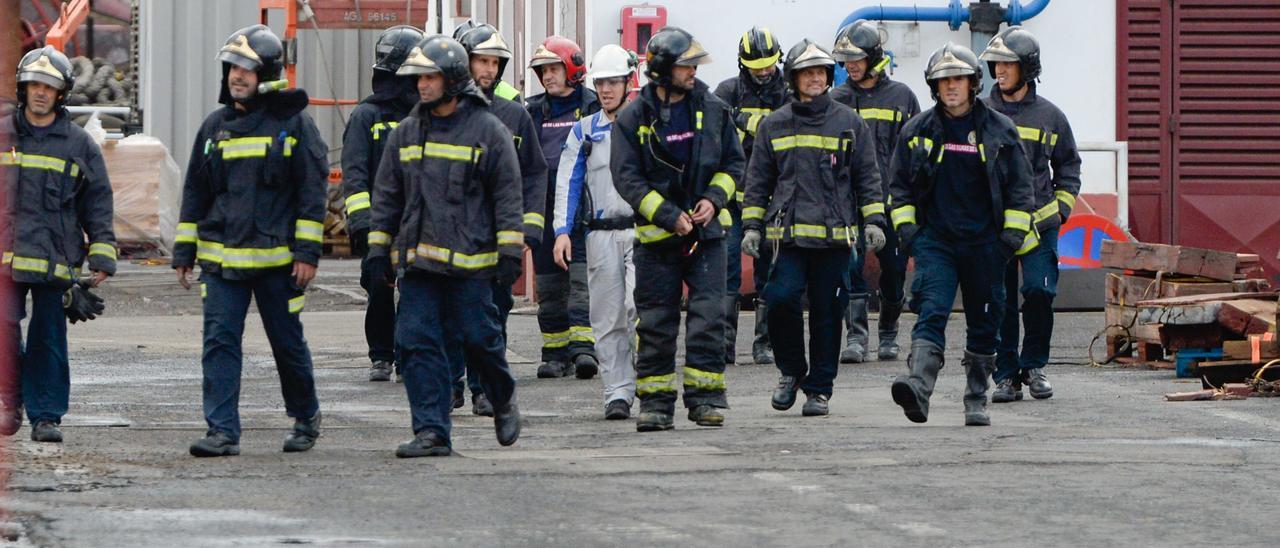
[588,44,638,82]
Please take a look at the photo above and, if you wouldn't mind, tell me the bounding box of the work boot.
[877,296,905,361]
[962,350,995,426]
[752,300,775,365]
[451,388,466,410]
[282,412,321,452]
[396,431,451,458]
[723,295,740,364]
[840,293,871,363]
[494,402,521,446]
[472,393,494,417]
[991,377,1024,403]
[802,393,830,416]
[1026,368,1054,399]
[605,399,631,420]
[636,411,674,432]
[890,340,945,423]
[573,353,599,380]
[771,375,802,411]
[30,420,63,443]
[0,403,21,437]
[368,360,393,382]
[687,405,725,427]
[536,360,573,378]
[189,431,240,457]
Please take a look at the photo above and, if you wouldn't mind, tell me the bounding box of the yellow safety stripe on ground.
[569,325,596,344]
[345,192,371,215]
[1055,190,1076,210]
[891,205,917,228]
[709,172,735,200]
[1003,209,1032,232]
[288,294,306,314]
[415,243,498,270]
[718,208,732,228]
[858,108,902,123]
[542,329,571,349]
[742,206,765,221]
[772,134,842,152]
[637,373,678,395]
[88,242,117,260]
[1033,200,1060,223]
[218,136,297,160]
[1016,227,1040,256]
[638,190,665,222]
[636,224,675,244]
[860,203,886,217]
[423,142,483,163]
[682,366,725,391]
[295,220,324,243]
[176,222,198,244]
[523,212,545,229]
[3,254,72,280]
[5,152,79,176]
[368,231,391,246]
[370,121,399,141]
[197,240,294,269]
[497,230,522,246]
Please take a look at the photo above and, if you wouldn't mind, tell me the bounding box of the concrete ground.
[3,261,1279,547]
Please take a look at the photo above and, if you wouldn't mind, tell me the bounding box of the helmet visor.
[676,40,712,66]
[979,37,1020,63]
[396,47,442,76]
[18,70,67,91]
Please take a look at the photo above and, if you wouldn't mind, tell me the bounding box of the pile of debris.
[1100,240,1277,391]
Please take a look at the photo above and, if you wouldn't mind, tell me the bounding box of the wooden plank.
[1158,324,1225,350]
[1136,292,1277,326]
[1104,273,1243,306]
[1217,300,1277,336]
[1222,339,1280,361]
[1232,279,1273,293]
[1105,304,1162,341]
[1100,240,1243,281]
[1199,359,1280,388]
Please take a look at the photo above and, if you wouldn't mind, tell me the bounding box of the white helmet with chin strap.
[588,44,638,83]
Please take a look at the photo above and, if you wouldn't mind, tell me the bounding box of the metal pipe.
[837,0,1051,33]
[67,105,132,117]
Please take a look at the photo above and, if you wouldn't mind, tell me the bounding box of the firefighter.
[980,26,1082,403]
[0,46,116,442]
[887,43,1036,427]
[611,27,745,431]
[342,25,424,384]
[712,26,789,366]
[526,36,601,379]
[175,25,329,456]
[369,35,523,457]
[452,20,522,103]
[551,44,640,420]
[741,40,887,416]
[831,19,921,363]
[451,23,547,417]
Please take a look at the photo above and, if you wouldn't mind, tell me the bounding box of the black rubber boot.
[282,411,321,452]
[190,431,239,457]
[890,340,945,423]
[536,360,573,378]
[396,431,451,458]
[962,350,995,426]
[801,393,829,416]
[752,300,774,365]
[723,295,740,365]
[636,411,674,432]
[771,375,802,411]
[494,402,521,446]
[1026,368,1054,399]
[573,353,599,379]
[472,392,495,417]
[877,296,905,361]
[840,294,870,363]
[687,405,725,427]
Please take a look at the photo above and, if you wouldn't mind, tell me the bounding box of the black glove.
[63,281,105,324]
[349,227,369,258]
[364,255,395,289]
[999,228,1027,259]
[897,223,919,254]
[496,256,523,287]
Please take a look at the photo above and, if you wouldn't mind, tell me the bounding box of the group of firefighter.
[0,16,1080,457]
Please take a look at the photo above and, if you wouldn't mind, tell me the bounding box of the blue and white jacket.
[553,111,633,235]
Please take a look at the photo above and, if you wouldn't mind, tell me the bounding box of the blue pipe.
[836,0,1050,33]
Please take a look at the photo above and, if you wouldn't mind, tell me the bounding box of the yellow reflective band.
[834,225,859,242]
[345,192,371,215]
[861,203,886,218]
[569,325,596,343]
[10,153,77,176]
[638,190,665,222]
[197,240,294,269]
[399,145,423,162]
[218,136,297,160]
[859,108,902,123]
[523,212,545,229]
[542,329,571,349]
[747,113,764,134]
[1003,209,1032,232]
[718,208,732,228]
[736,128,745,143]
[791,224,828,239]
[740,52,780,70]
[735,191,745,203]
[200,283,207,299]
[288,294,306,314]
[742,206,765,221]
[891,205,917,229]
[682,366,725,391]
[1017,126,1042,142]
[370,121,399,141]
[176,222,198,244]
[873,55,892,73]
[978,143,987,162]
[6,255,72,280]
[1049,133,1059,146]
[637,373,678,395]
[1016,228,1040,256]
[908,137,935,151]
[741,107,772,115]
[497,230,522,246]
[295,220,324,243]
[88,242,117,260]
[415,243,498,270]
[368,231,392,246]
[771,134,842,152]
[709,172,735,200]
[423,142,484,163]
[637,126,655,145]
[1033,200,1061,223]
[696,111,704,130]
[636,224,674,244]
[766,226,783,240]
[1055,190,1076,210]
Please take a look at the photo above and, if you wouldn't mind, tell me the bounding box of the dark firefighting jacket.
[487,95,548,246]
[831,75,921,196]
[713,70,790,198]
[0,109,116,288]
[741,93,886,249]
[367,94,523,279]
[341,77,417,235]
[983,85,1082,233]
[174,90,329,279]
[887,99,1039,253]
[609,80,746,246]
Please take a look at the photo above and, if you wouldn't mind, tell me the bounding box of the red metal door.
[1118,0,1174,244]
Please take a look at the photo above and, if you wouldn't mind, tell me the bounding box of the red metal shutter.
[1118,0,1173,244]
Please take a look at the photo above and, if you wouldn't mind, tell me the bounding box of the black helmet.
[459,24,512,79]
[738,27,782,72]
[397,35,475,98]
[924,42,983,100]
[783,39,835,98]
[217,24,284,82]
[451,19,479,41]
[979,26,1041,87]
[373,25,426,73]
[643,27,711,86]
[16,46,74,107]
[833,20,887,77]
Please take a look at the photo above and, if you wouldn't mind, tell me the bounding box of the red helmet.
[529,35,587,85]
